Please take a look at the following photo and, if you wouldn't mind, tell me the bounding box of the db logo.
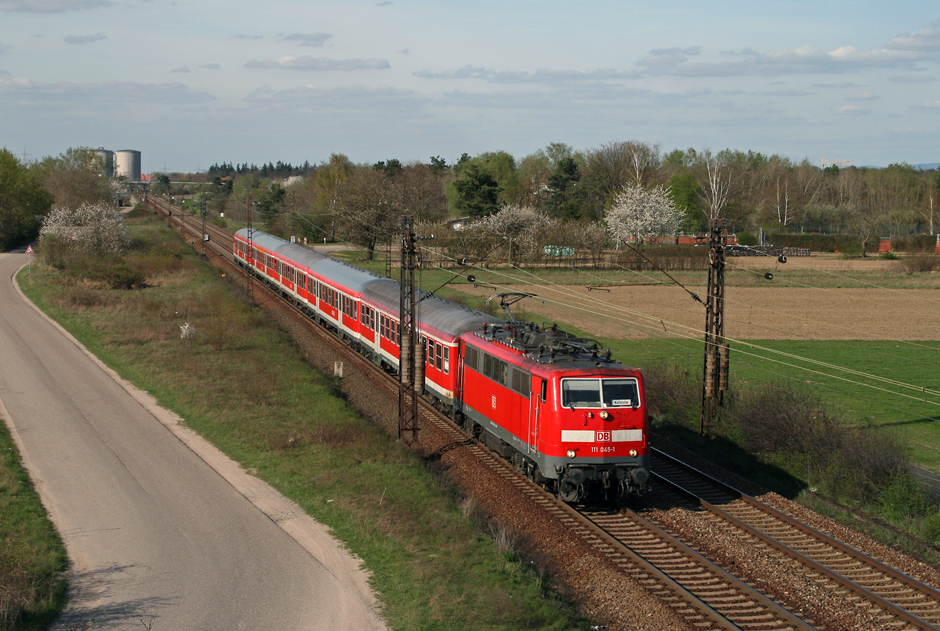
[596,431,612,442]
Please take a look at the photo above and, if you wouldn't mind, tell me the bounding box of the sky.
[1,1,939,174]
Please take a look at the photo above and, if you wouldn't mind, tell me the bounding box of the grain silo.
[115,149,142,181]
[95,147,115,177]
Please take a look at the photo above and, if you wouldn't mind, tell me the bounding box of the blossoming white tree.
[605,183,683,246]
[38,202,130,263]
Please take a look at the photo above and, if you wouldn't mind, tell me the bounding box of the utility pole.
[246,194,254,302]
[399,215,420,444]
[700,218,729,437]
[200,200,207,256]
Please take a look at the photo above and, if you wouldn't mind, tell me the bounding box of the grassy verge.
[14,212,588,631]
[0,421,68,631]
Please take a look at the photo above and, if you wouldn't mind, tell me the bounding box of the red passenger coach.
[233,229,650,503]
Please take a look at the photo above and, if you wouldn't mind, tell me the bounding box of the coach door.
[527,377,546,453]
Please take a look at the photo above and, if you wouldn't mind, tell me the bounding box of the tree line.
[196,142,938,260]
[3,142,938,256]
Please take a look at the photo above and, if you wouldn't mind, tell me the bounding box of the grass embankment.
[0,421,67,631]
[14,210,588,631]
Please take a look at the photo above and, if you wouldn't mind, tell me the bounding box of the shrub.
[921,511,940,544]
[643,362,700,426]
[878,471,934,521]
[892,233,937,253]
[823,427,906,506]
[58,254,146,289]
[900,254,940,273]
[736,231,758,246]
[724,382,913,507]
[728,382,836,459]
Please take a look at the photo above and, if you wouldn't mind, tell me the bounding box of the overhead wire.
[425,247,940,408]
[263,205,938,414]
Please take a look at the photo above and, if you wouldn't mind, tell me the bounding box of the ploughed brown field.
[458,254,940,341]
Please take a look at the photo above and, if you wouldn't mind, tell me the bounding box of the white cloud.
[244,56,390,71]
[170,66,191,74]
[243,84,427,113]
[886,19,940,52]
[276,33,331,47]
[414,65,493,80]
[0,79,214,109]
[762,89,816,97]
[64,33,106,45]
[832,104,868,115]
[414,65,639,85]
[888,74,937,83]
[846,91,878,101]
[0,0,108,12]
[635,20,940,78]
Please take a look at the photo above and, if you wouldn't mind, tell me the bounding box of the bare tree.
[334,169,398,260]
[697,151,733,222]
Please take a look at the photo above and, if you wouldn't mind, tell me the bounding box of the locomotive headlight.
[629,449,638,457]
[566,449,577,458]
[599,411,610,420]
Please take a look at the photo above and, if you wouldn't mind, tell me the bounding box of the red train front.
[457,321,650,503]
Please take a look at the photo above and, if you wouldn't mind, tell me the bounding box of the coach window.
[436,343,443,370]
[540,379,548,403]
[443,347,450,374]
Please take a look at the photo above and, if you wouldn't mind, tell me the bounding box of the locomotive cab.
[543,372,650,503]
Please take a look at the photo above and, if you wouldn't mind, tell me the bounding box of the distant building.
[95,147,115,177]
[115,150,142,181]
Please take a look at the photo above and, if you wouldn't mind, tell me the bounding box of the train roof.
[237,228,502,338]
[306,256,390,294]
[362,280,503,341]
[236,229,388,294]
[236,228,293,255]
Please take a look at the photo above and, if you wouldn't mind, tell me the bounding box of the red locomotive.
[234,229,650,502]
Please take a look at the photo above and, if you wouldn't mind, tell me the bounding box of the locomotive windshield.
[561,378,640,409]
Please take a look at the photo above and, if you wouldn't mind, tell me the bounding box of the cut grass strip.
[0,420,68,631]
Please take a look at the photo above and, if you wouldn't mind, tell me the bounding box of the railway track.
[650,449,940,630]
[144,195,940,631]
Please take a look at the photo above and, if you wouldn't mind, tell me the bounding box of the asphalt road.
[0,250,385,631]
